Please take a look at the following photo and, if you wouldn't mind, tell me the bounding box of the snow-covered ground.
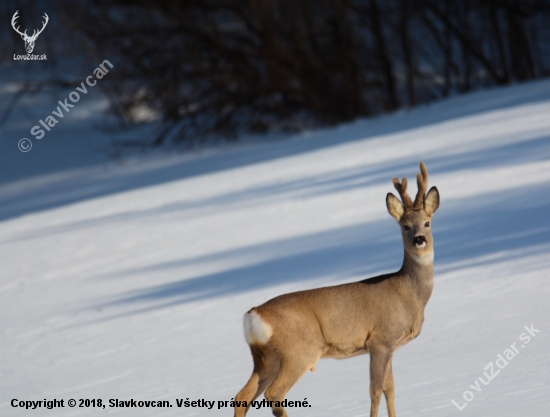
[0,78,549,416]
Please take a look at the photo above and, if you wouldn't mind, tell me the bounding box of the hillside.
[1,79,549,416]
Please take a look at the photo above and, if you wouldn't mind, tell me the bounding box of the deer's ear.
[386,193,404,221]
[424,187,440,216]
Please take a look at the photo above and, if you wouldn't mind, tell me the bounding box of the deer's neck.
[399,250,434,306]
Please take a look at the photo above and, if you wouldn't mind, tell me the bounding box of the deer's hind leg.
[234,345,279,417]
[263,350,321,417]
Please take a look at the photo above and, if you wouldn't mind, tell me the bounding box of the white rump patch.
[243,310,272,345]
[412,251,434,265]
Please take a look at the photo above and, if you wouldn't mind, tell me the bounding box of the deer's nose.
[413,235,426,247]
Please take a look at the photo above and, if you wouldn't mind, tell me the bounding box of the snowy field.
[0,79,549,416]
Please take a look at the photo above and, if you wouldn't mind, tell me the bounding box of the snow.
[0,79,549,416]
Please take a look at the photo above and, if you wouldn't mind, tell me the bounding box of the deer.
[11,10,49,54]
[233,162,440,417]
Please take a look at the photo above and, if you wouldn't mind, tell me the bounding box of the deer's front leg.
[369,346,393,417]
[383,358,396,417]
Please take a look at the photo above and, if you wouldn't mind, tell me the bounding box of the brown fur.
[234,162,440,417]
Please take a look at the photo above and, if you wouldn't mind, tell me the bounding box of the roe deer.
[234,162,439,417]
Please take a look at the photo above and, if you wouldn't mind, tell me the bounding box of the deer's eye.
[425,222,430,227]
[403,225,410,231]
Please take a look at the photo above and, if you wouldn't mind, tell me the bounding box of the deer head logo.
[11,10,49,54]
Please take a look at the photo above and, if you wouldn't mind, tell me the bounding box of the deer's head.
[386,162,440,261]
[11,11,49,54]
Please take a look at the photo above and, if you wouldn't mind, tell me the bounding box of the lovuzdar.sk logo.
[11,10,48,61]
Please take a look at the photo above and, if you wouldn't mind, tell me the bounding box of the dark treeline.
[60,0,550,145]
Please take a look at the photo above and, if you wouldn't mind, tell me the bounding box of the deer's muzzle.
[413,235,426,248]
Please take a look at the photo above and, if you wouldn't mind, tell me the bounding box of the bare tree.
[56,0,550,147]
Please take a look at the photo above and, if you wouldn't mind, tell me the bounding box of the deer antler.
[413,162,429,210]
[28,13,49,41]
[11,10,27,37]
[392,176,413,210]
[11,11,49,41]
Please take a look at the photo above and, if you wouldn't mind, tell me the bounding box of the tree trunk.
[369,0,399,110]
